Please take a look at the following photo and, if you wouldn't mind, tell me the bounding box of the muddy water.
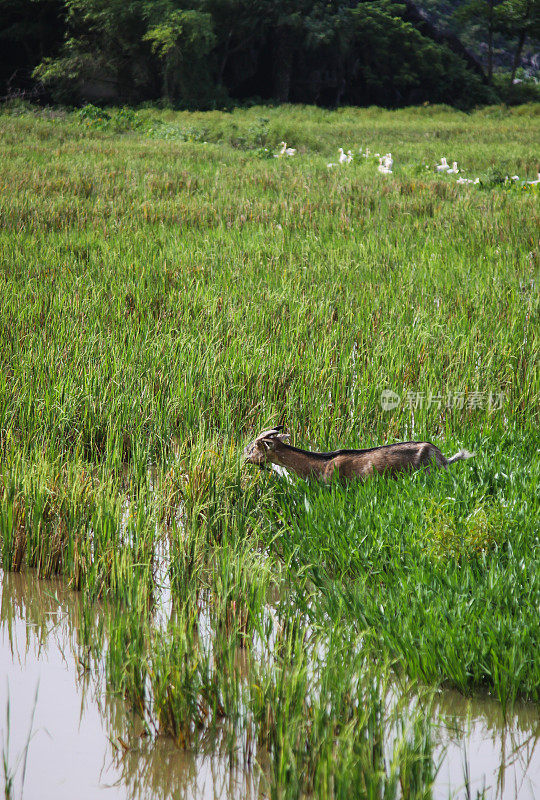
[432,690,540,799]
[1,570,539,800]
[0,571,262,800]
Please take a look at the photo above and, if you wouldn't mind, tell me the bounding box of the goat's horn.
[255,428,281,441]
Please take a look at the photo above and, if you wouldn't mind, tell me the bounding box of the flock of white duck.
[274,141,539,186]
[274,141,297,157]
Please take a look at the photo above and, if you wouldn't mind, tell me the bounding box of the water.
[0,571,262,800]
[1,569,539,799]
[431,688,540,799]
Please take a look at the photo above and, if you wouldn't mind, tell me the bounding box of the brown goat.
[243,427,474,482]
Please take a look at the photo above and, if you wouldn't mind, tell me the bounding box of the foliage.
[33,0,154,103]
[419,0,540,74]
[493,69,540,102]
[496,0,540,83]
[346,1,495,107]
[3,0,501,107]
[76,102,110,125]
[422,499,506,559]
[0,0,64,98]
[143,7,215,104]
[0,103,539,793]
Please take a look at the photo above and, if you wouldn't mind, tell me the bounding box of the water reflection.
[1,569,540,799]
[431,688,540,799]
[0,570,263,800]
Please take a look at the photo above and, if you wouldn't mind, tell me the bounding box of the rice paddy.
[0,101,539,798]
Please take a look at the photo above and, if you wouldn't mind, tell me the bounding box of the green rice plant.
[392,714,434,800]
[148,616,211,748]
[263,426,539,704]
[106,599,149,714]
[0,458,104,580]
[0,473,26,572]
[0,102,538,796]
[208,542,272,648]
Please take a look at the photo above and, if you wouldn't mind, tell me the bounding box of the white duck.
[338,147,348,164]
[378,157,392,175]
[447,161,459,174]
[436,157,450,172]
[346,150,353,164]
[279,141,296,156]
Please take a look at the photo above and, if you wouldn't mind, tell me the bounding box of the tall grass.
[0,101,538,797]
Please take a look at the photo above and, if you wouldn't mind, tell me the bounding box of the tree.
[143,6,215,103]
[0,0,64,97]
[34,0,218,105]
[200,0,269,88]
[34,0,156,102]
[30,0,498,108]
[344,1,491,106]
[496,0,540,84]
[454,0,501,82]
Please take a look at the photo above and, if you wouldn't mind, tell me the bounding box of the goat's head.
[243,427,291,466]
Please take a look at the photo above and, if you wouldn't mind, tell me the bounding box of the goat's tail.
[447,449,475,466]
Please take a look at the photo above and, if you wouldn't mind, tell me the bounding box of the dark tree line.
[1,0,534,109]
[419,0,540,85]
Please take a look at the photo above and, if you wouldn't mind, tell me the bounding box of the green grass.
[0,101,539,798]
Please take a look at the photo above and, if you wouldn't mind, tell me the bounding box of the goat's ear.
[276,433,290,443]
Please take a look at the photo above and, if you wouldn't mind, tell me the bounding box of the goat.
[243,427,474,483]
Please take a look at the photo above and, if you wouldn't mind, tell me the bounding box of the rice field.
[0,101,539,798]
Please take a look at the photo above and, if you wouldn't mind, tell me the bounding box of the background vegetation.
[1,0,539,109]
[422,0,540,84]
[0,102,538,796]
